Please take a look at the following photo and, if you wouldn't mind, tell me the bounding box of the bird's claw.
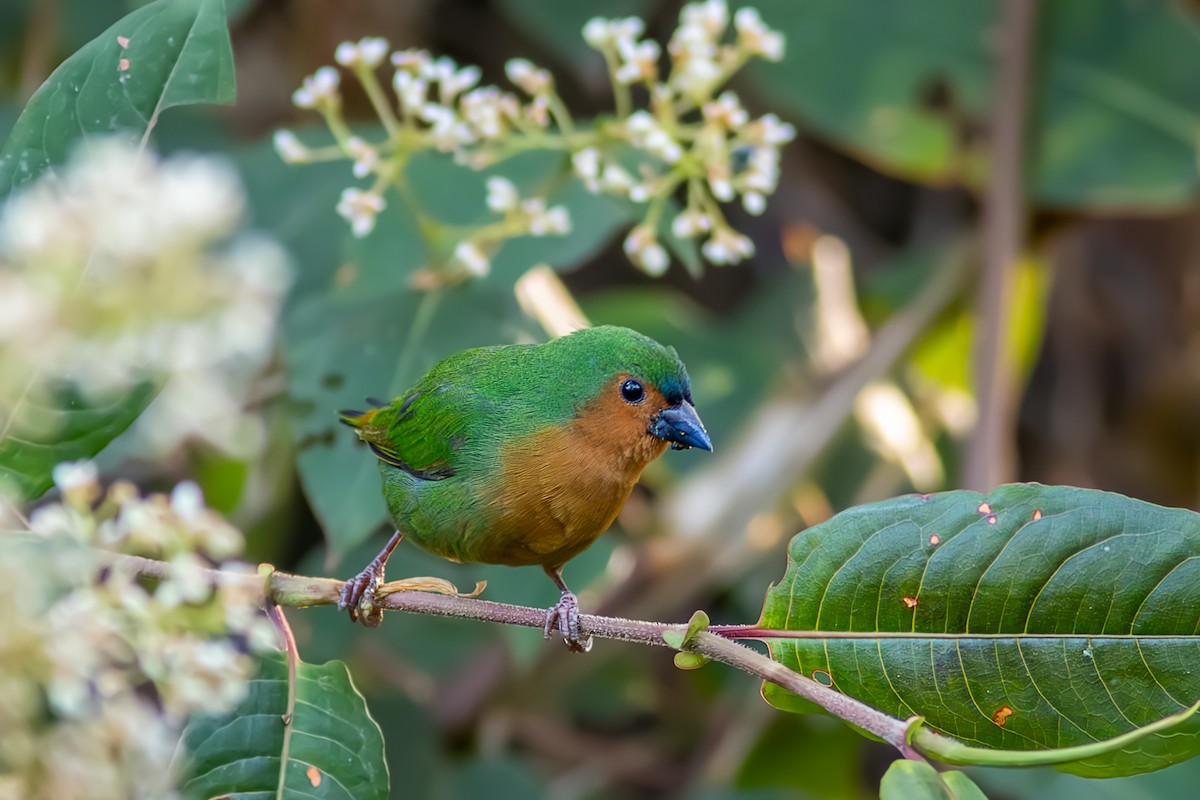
[339,561,385,627]
[544,590,592,653]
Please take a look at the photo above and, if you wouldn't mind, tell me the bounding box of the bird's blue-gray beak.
[650,401,712,452]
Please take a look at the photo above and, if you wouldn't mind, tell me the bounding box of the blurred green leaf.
[0,382,157,500]
[736,715,870,799]
[446,757,542,800]
[0,0,235,196]
[942,771,989,800]
[749,0,1200,209]
[908,255,1048,395]
[971,755,1200,800]
[879,760,951,800]
[880,761,986,800]
[182,655,388,799]
[760,484,1200,777]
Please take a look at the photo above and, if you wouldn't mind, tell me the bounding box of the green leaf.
[664,609,712,649]
[759,484,1200,777]
[0,0,235,198]
[879,761,950,800]
[182,655,388,800]
[880,761,988,800]
[0,0,235,502]
[674,651,711,670]
[748,0,1200,210]
[941,770,989,800]
[0,382,157,501]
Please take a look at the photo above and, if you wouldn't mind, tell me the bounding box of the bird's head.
[553,326,712,459]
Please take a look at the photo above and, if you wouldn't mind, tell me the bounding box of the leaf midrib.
[753,631,1195,640]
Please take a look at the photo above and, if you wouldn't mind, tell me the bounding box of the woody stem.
[96,549,927,762]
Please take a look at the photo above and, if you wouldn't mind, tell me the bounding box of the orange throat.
[482,386,669,567]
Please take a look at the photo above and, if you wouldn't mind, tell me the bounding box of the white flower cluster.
[276,3,792,280]
[444,177,571,281]
[0,139,290,458]
[1,465,273,798]
[580,1,794,272]
[276,38,567,247]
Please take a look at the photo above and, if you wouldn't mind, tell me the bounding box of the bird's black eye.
[620,379,645,404]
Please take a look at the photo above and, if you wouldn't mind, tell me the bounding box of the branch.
[96,549,934,762]
[963,0,1038,490]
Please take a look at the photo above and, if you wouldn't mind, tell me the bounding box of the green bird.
[338,325,712,651]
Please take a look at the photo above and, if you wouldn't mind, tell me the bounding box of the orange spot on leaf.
[117,35,130,48]
[991,705,1014,727]
[928,534,940,546]
[1032,509,1042,521]
[987,514,997,525]
[306,765,321,787]
[118,58,130,71]
[902,596,918,609]
[977,501,991,514]
[811,669,833,687]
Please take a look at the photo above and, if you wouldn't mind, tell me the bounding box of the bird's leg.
[542,566,593,653]
[339,530,404,627]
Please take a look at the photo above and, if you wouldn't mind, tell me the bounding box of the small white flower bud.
[336,188,385,237]
[623,224,670,276]
[272,130,308,163]
[292,66,340,109]
[485,176,519,212]
[453,242,491,277]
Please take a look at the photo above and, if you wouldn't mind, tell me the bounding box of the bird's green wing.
[341,379,480,481]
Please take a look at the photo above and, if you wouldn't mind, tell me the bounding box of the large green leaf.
[759,484,1200,777]
[748,0,1200,210]
[0,0,235,501]
[0,0,234,197]
[182,655,388,799]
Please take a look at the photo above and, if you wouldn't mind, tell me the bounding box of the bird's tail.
[338,407,379,429]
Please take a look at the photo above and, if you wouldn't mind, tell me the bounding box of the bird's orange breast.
[474,388,669,568]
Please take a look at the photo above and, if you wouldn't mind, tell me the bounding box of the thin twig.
[88,548,932,761]
[963,0,1038,490]
[266,602,300,800]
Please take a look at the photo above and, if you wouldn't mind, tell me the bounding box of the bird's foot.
[543,590,593,653]
[339,559,386,627]
[339,530,404,627]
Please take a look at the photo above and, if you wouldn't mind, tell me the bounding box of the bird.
[337,325,712,651]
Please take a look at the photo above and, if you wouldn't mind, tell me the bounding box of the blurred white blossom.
[272,129,309,163]
[505,58,553,96]
[336,187,386,236]
[453,241,491,278]
[624,224,669,276]
[292,66,340,109]
[0,139,290,459]
[335,36,389,69]
[1,475,273,799]
[485,176,519,212]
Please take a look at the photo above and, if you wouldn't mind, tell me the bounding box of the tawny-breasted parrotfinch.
[338,325,711,651]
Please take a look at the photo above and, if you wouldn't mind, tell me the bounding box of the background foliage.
[3,0,1200,797]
